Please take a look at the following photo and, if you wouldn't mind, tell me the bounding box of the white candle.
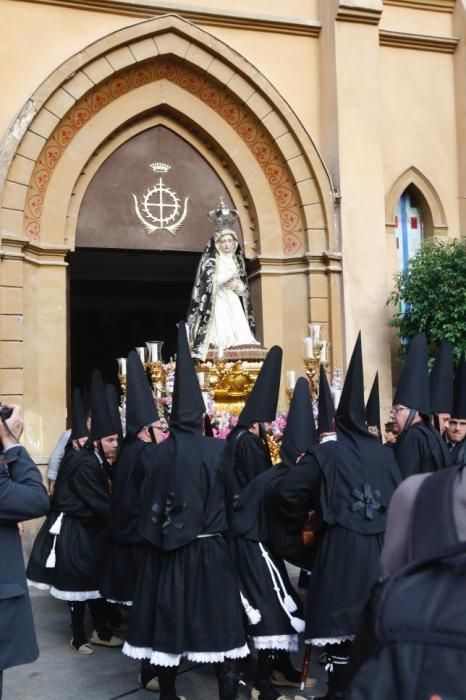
[286,370,296,390]
[117,357,127,376]
[332,388,342,408]
[197,371,205,388]
[310,323,321,343]
[136,346,146,364]
[303,337,313,358]
[320,341,328,363]
[217,346,224,358]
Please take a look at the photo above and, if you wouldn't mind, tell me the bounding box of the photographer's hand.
[0,404,24,449]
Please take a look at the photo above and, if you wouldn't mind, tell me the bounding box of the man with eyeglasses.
[390,334,450,479]
[444,358,466,467]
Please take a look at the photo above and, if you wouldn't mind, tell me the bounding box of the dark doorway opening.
[68,248,199,391]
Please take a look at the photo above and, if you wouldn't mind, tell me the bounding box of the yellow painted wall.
[380,46,460,237]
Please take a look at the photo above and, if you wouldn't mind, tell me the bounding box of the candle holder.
[145,341,166,398]
[117,357,127,396]
[285,370,296,405]
[303,330,330,397]
[136,346,147,367]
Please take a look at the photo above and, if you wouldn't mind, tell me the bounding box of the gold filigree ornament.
[132,162,189,236]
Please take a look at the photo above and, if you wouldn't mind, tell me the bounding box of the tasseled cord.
[45,512,64,569]
[258,542,305,633]
[240,591,262,625]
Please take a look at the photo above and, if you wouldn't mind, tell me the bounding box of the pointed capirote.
[280,376,318,465]
[125,350,159,436]
[237,346,283,426]
[318,364,335,435]
[169,321,206,432]
[452,356,466,419]
[71,387,89,440]
[365,372,381,432]
[335,332,367,435]
[106,383,123,441]
[90,369,116,441]
[393,332,431,415]
[429,341,454,415]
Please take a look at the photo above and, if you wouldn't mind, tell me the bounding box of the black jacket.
[0,445,49,671]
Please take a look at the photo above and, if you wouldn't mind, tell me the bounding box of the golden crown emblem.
[149,162,171,173]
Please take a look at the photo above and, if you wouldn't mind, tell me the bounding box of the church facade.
[0,0,464,463]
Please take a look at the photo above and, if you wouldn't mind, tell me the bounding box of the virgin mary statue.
[187,202,259,361]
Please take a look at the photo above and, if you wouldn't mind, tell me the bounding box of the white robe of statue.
[206,250,258,353]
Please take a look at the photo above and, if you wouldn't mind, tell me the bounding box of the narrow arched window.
[395,187,423,271]
[394,184,434,272]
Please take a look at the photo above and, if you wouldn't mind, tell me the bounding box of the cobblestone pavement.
[3,589,328,700]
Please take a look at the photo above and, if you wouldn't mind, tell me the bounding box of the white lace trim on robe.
[27,580,50,590]
[251,634,299,651]
[307,635,355,646]
[122,642,250,667]
[50,587,102,601]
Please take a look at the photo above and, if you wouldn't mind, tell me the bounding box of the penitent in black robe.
[272,435,401,644]
[225,429,304,650]
[394,421,451,479]
[123,434,248,666]
[100,436,158,605]
[27,447,110,600]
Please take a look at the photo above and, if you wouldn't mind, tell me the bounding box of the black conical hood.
[335,332,367,436]
[429,341,454,414]
[170,322,205,433]
[318,364,335,435]
[90,369,116,441]
[238,346,282,426]
[106,383,123,441]
[452,356,466,419]
[393,333,431,415]
[280,377,318,465]
[71,387,89,440]
[126,350,159,436]
[365,372,381,431]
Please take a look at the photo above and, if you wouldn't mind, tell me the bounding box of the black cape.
[272,435,401,639]
[99,437,159,604]
[27,447,110,595]
[394,421,451,479]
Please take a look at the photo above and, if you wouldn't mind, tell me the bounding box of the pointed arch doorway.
[69,123,249,389]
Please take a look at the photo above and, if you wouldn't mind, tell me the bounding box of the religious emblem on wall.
[131,162,189,236]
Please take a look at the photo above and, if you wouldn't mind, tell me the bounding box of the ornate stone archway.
[0,14,342,457]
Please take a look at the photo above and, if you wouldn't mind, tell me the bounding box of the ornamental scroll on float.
[132,162,189,236]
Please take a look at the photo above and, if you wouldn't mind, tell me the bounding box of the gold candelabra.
[285,325,330,403]
[148,361,166,399]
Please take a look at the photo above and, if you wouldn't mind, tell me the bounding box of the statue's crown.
[150,162,171,173]
[208,197,239,231]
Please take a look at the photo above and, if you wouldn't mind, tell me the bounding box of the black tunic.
[226,431,303,648]
[449,439,466,467]
[394,421,451,479]
[273,436,401,642]
[27,448,110,599]
[100,437,158,604]
[123,434,248,663]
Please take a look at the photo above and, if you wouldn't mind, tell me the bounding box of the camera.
[0,404,13,421]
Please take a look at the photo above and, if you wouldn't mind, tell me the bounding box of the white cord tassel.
[49,512,64,535]
[289,616,305,632]
[258,542,305,632]
[46,513,64,568]
[284,594,298,613]
[240,591,262,625]
[45,537,57,568]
